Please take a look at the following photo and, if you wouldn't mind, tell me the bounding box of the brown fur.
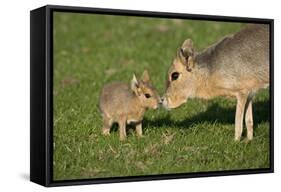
[99,70,160,140]
[162,24,269,141]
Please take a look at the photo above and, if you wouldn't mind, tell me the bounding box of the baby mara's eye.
[144,93,151,98]
[171,72,179,81]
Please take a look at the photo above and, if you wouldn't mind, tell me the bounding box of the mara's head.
[131,70,161,109]
[162,39,198,109]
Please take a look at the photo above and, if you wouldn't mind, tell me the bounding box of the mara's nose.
[159,97,164,104]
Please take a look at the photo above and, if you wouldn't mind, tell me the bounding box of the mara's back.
[199,24,269,88]
[99,82,135,115]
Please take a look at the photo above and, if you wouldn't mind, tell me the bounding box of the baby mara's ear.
[131,74,142,96]
[141,70,150,83]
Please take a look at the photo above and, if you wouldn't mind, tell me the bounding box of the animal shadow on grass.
[143,100,270,130]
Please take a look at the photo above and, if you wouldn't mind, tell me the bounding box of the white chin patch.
[161,99,170,110]
[168,99,187,109]
[162,104,171,110]
[161,96,188,110]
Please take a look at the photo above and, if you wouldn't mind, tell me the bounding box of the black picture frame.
[30,4,274,187]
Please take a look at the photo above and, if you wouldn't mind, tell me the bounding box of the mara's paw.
[119,133,127,141]
[136,134,144,138]
[243,137,253,143]
[102,129,110,136]
[234,137,241,142]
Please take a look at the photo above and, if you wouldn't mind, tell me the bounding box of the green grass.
[53,12,270,180]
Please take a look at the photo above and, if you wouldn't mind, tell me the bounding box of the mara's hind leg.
[235,93,248,141]
[102,115,113,136]
[245,97,254,141]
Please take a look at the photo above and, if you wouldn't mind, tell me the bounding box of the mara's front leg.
[118,117,127,141]
[135,123,143,137]
[245,97,253,141]
[235,93,248,141]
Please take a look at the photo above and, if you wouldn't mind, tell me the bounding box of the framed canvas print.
[30,5,274,187]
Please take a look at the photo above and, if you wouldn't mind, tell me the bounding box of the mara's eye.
[171,72,179,81]
[144,93,151,98]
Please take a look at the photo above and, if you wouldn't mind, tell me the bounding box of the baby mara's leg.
[135,123,143,137]
[102,115,113,136]
[118,117,127,141]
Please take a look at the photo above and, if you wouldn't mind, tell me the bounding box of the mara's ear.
[141,70,150,82]
[181,38,194,57]
[131,74,141,96]
[177,38,195,72]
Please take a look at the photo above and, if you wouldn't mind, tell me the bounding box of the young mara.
[99,70,161,140]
